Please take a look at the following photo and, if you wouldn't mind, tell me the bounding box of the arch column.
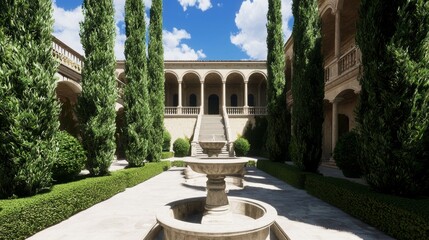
[244,80,249,114]
[222,80,226,108]
[331,97,343,154]
[178,78,182,114]
[200,81,204,114]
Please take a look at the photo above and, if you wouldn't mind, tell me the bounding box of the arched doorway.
[208,94,219,114]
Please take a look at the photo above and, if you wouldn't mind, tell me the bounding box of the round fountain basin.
[157,197,277,240]
[184,158,248,175]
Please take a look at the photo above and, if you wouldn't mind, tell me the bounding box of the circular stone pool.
[156,196,277,240]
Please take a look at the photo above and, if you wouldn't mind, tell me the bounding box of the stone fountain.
[155,140,278,240]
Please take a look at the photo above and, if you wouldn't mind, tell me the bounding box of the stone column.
[222,81,226,108]
[200,81,204,114]
[335,10,341,59]
[178,81,182,114]
[331,98,343,153]
[244,81,248,114]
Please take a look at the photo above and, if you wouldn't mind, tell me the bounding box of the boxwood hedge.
[257,160,308,189]
[258,160,429,240]
[0,161,170,240]
[305,174,429,240]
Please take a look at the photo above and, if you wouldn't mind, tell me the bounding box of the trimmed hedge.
[171,160,186,167]
[173,138,190,157]
[161,151,174,159]
[257,161,307,189]
[52,131,86,183]
[305,174,429,240]
[258,160,429,240]
[234,137,250,157]
[0,161,170,240]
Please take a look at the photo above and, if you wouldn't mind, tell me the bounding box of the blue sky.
[53,0,293,60]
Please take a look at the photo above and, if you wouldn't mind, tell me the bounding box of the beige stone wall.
[164,117,197,151]
[228,117,255,141]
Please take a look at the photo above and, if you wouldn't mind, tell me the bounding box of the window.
[190,94,197,106]
[248,94,255,106]
[231,94,238,107]
[173,94,178,107]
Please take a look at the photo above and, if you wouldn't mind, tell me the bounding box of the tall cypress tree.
[147,0,165,162]
[266,0,291,162]
[124,0,150,167]
[290,0,324,172]
[0,0,60,197]
[356,0,429,196]
[78,0,117,176]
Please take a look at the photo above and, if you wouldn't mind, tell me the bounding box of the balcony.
[52,37,84,76]
[226,106,267,116]
[324,46,361,83]
[165,107,201,116]
[164,106,267,116]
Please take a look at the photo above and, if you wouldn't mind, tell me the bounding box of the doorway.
[208,94,219,114]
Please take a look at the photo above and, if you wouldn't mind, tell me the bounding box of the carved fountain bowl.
[184,158,248,175]
[198,140,227,150]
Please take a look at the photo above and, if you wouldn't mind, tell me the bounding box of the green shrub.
[234,137,250,157]
[333,131,362,178]
[173,138,190,157]
[162,130,171,152]
[246,160,256,167]
[161,152,174,159]
[171,160,186,167]
[305,174,429,240]
[257,161,308,189]
[0,162,170,240]
[52,131,86,183]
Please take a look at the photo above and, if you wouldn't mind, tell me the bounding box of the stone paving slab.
[28,167,394,240]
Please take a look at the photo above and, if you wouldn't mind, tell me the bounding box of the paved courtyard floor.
[28,164,393,240]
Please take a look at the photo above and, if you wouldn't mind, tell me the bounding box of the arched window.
[190,94,197,106]
[248,94,255,106]
[173,94,178,107]
[231,94,238,107]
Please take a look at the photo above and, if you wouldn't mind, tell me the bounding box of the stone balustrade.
[52,37,84,74]
[324,46,361,83]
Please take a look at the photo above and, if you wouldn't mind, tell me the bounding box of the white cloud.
[231,0,293,60]
[163,28,206,60]
[178,0,212,11]
[53,0,152,60]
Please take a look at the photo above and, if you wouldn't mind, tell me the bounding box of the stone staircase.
[196,115,230,157]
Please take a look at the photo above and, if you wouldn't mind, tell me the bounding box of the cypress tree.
[78,0,117,176]
[266,0,291,162]
[147,0,165,162]
[124,0,150,167]
[290,0,324,172]
[356,0,429,196]
[0,0,60,197]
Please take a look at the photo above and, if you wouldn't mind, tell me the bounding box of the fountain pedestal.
[185,158,248,224]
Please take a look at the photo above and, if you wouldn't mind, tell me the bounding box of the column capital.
[331,97,344,104]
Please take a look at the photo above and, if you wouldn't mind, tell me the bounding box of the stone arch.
[182,71,201,107]
[248,71,267,107]
[203,70,223,81]
[226,71,245,107]
[165,72,179,106]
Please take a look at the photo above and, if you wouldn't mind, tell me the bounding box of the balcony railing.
[248,107,267,115]
[165,106,267,116]
[52,37,84,74]
[338,48,357,75]
[226,107,267,115]
[324,46,361,83]
[164,107,200,115]
[226,107,244,115]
